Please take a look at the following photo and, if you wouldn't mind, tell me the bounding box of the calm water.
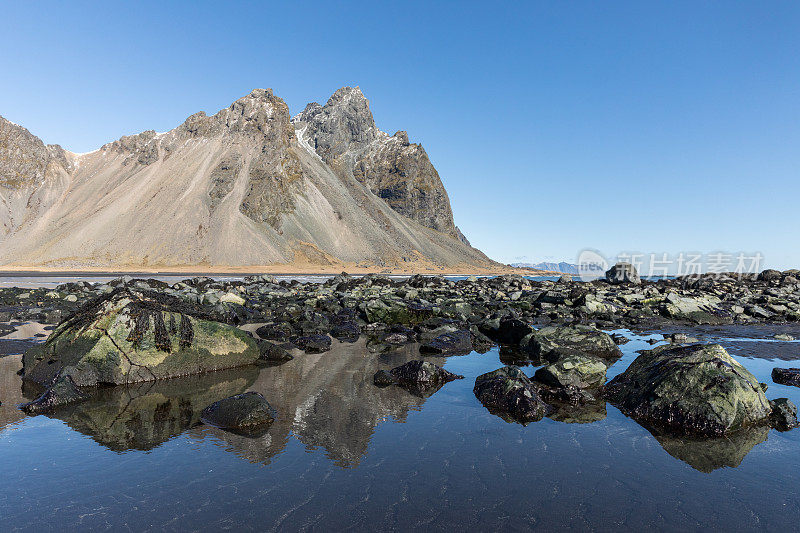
[2,319,800,532]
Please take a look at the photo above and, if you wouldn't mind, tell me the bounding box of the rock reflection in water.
[38,367,258,451]
[189,340,446,467]
[653,426,770,473]
[0,355,25,430]
[547,398,607,424]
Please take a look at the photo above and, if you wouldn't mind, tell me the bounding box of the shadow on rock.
[546,397,607,424]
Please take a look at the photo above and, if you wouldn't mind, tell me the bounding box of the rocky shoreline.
[2,265,800,443]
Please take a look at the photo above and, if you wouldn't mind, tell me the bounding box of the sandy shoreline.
[0,264,559,277]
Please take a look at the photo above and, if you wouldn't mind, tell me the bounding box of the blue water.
[1,327,800,531]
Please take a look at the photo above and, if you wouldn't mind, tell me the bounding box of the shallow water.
[2,321,800,531]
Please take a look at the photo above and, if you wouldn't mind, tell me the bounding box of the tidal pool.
[1,325,800,531]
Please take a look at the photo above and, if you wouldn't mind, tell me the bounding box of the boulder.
[533,354,607,389]
[605,262,641,285]
[20,374,88,414]
[521,325,621,363]
[372,369,397,386]
[22,288,260,387]
[255,322,294,341]
[473,366,551,423]
[419,330,473,355]
[606,344,772,436]
[330,320,361,342]
[661,293,729,325]
[388,360,463,386]
[481,317,533,345]
[294,334,332,354]
[758,269,782,282]
[769,398,799,431]
[362,299,433,325]
[200,391,276,434]
[256,339,294,362]
[771,367,800,387]
[375,360,464,397]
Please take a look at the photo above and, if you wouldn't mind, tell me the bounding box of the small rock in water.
[200,392,276,435]
[769,398,799,431]
[20,374,88,414]
[389,360,463,386]
[473,366,551,424]
[256,339,293,362]
[772,367,800,387]
[373,369,397,386]
[373,360,464,397]
[667,333,700,344]
[256,323,294,341]
[330,321,360,342]
[521,325,622,363]
[774,333,795,342]
[419,330,473,355]
[610,333,630,345]
[533,354,607,390]
[294,334,332,354]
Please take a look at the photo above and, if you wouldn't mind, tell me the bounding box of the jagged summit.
[0,87,489,270]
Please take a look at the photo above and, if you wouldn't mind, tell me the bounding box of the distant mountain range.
[0,87,496,271]
[511,262,579,274]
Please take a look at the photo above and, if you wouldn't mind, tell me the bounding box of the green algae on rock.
[606,343,772,436]
[22,287,260,387]
[521,324,622,363]
[533,354,607,389]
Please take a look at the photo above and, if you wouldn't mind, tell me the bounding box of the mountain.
[511,262,578,274]
[0,87,493,271]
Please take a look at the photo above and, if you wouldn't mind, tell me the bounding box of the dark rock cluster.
[4,268,800,444]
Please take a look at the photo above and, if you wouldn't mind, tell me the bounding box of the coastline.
[0,264,559,277]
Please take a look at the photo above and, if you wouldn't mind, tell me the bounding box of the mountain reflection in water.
[7,339,450,467]
[4,336,786,474]
[4,326,800,529]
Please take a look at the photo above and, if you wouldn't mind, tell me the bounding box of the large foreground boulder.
[22,288,260,387]
[473,366,551,424]
[606,344,772,436]
[522,325,621,363]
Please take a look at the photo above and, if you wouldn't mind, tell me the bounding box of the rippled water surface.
[2,319,800,530]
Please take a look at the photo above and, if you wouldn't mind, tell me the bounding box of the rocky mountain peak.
[0,86,486,269]
[0,116,67,189]
[216,88,294,143]
[294,86,378,163]
[292,88,463,240]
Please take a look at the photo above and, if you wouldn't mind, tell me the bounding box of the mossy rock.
[521,325,621,363]
[534,354,607,389]
[606,343,771,436]
[22,288,259,387]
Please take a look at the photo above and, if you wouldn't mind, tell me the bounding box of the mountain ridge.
[0,87,501,272]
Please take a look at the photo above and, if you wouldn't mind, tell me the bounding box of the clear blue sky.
[2,1,798,269]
